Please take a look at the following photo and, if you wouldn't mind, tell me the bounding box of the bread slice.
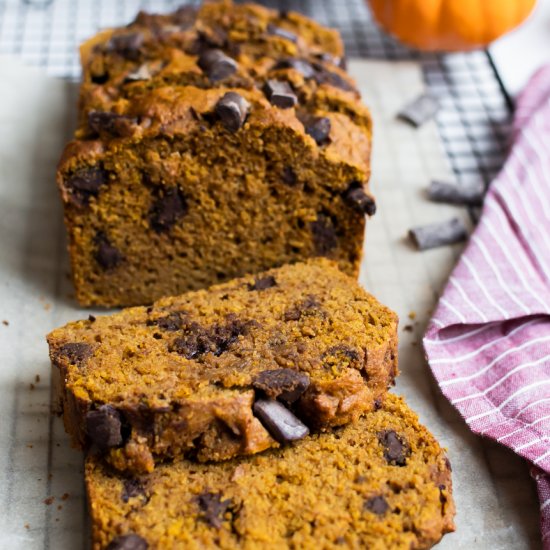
[47,259,398,474]
[85,394,454,550]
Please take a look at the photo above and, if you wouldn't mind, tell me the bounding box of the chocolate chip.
[149,312,185,331]
[303,116,331,145]
[108,32,145,61]
[88,111,138,138]
[91,72,109,84]
[283,295,321,322]
[65,166,108,207]
[378,430,410,466]
[397,93,440,128]
[248,275,277,291]
[94,232,123,270]
[273,58,316,79]
[173,5,198,27]
[264,79,297,109]
[88,315,96,323]
[444,456,452,472]
[374,398,382,410]
[124,64,153,82]
[198,49,237,82]
[281,166,297,186]
[195,492,232,529]
[253,369,310,403]
[214,92,250,132]
[322,344,360,363]
[106,534,148,550]
[343,183,376,216]
[409,218,468,250]
[86,405,123,450]
[428,179,485,206]
[253,398,309,444]
[267,24,297,43]
[310,215,337,255]
[313,67,356,93]
[56,342,92,367]
[122,478,146,503]
[364,495,389,516]
[149,187,188,233]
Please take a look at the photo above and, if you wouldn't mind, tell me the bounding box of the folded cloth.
[424,65,550,548]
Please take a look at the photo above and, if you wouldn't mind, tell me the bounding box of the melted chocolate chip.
[88,111,138,138]
[364,495,389,516]
[149,312,186,331]
[264,79,297,109]
[86,405,123,450]
[303,116,331,145]
[108,32,145,61]
[122,478,146,503]
[253,398,309,443]
[281,166,297,186]
[343,183,376,216]
[273,58,316,79]
[214,92,250,132]
[94,232,123,270]
[378,430,410,466]
[149,187,188,233]
[106,534,148,550]
[283,295,321,322]
[267,24,297,43]
[248,275,277,291]
[322,344,360,363]
[56,342,93,367]
[198,49,237,82]
[253,369,310,403]
[65,166,108,207]
[196,492,232,529]
[310,215,337,255]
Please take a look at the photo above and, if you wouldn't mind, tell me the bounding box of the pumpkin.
[367,0,537,51]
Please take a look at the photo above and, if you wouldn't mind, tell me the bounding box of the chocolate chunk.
[253,369,310,403]
[343,183,376,216]
[149,187,188,233]
[253,399,309,443]
[264,79,297,109]
[122,478,146,503]
[214,92,250,132]
[314,67,356,93]
[173,5,198,27]
[248,275,277,291]
[378,430,409,466]
[409,218,468,250]
[267,24,298,43]
[91,72,109,85]
[56,342,92,367]
[124,64,153,82]
[198,49,237,82]
[284,295,321,322]
[108,32,144,61]
[94,232,123,270]
[196,491,232,529]
[428,179,485,206]
[273,58,316,79]
[303,116,331,145]
[364,495,389,516]
[322,344,360,364]
[281,166,297,186]
[65,166,108,207]
[88,111,138,138]
[150,312,185,331]
[86,405,123,450]
[311,215,337,255]
[88,315,96,323]
[397,93,440,128]
[106,534,148,550]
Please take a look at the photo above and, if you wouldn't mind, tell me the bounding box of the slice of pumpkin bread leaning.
[47,259,398,474]
[85,394,455,550]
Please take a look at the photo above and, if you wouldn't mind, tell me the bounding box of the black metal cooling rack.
[0,0,513,190]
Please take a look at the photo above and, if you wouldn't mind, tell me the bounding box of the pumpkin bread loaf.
[47,259,398,474]
[85,394,455,550]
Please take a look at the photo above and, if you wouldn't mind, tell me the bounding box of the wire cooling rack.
[0,0,513,192]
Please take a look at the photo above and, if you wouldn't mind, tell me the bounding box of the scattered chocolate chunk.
[343,183,376,216]
[311,214,337,255]
[108,32,145,61]
[88,314,96,323]
[322,344,360,364]
[364,495,389,516]
[149,187,188,233]
[149,312,185,331]
[91,72,109,85]
[267,24,298,43]
[122,478,146,503]
[281,166,297,186]
[303,116,331,145]
[253,398,309,443]
[374,398,383,410]
[248,275,277,291]
[2,320,8,326]
[65,165,109,207]
[56,342,93,367]
[397,93,440,127]
[253,369,310,403]
[173,5,198,27]
[124,64,153,82]
[445,456,452,472]
[378,430,409,466]
[214,92,250,132]
[198,49,238,82]
[314,67,356,93]
[263,79,297,109]
[106,533,148,550]
[409,218,468,250]
[196,491,232,529]
[86,405,123,450]
[273,58,316,79]
[88,111,138,138]
[283,295,321,322]
[427,179,485,206]
[94,232,124,270]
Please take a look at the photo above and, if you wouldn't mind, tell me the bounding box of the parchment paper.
[0,56,540,549]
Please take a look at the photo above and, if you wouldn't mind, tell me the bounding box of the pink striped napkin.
[424,65,550,547]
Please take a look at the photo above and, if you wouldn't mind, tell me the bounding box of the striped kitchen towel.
[424,65,550,547]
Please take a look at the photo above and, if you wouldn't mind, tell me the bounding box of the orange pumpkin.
[367,0,537,51]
